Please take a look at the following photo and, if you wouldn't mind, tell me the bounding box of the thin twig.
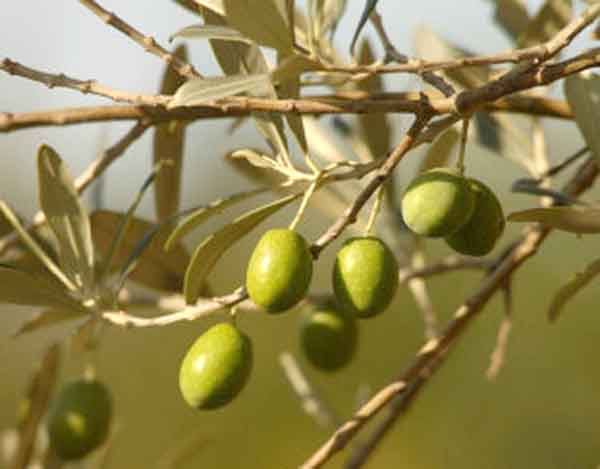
[77,0,201,79]
[0,59,170,106]
[279,352,339,428]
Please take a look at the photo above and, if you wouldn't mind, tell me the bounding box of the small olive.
[301,307,357,371]
[445,178,505,256]
[179,322,252,410]
[333,237,398,318]
[246,229,313,313]
[401,168,475,237]
[47,379,112,461]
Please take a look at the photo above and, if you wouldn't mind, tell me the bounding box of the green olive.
[179,323,252,410]
[246,229,313,313]
[401,168,475,237]
[333,237,398,318]
[301,307,357,371]
[445,178,505,256]
[47,379,112,461]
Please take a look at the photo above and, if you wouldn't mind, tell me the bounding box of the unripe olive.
[47,379,112,461]
[333,237,398,318]
[179,323,252,410]
[301,307,357,371]
[246,229,313,313]
[401,168,475,237]
[445,178,505,256]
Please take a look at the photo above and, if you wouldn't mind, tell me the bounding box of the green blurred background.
[2,1,600,468]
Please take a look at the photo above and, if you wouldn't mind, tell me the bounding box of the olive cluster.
[401,168,505,256]
[178,229,399,410]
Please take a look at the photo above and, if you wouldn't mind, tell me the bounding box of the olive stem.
[364,186,384,236]
[289,177,321,231]
[456,118,470,176]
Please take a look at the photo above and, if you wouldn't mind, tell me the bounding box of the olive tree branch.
[329,3,600,78]
[303,158,599,469]
[0,93,574,133]
[0,58,171,106]
[77,0,201,79]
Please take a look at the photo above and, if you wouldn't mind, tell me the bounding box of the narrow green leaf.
[12,344,60,469]
[354,39,390,160]
[91,210,190,292]
[507,206,600,233]
[165,187,269,250]
[349,0,379,55]
[170,24,254,43]
[195,0,225,15]
[549,257,600,322]
[315,0,348,37]
[490,0,530,39]
[14,308,86,337]
[0,264,82,310]
[419,127,460,174]
[169,73,272,108]
[223,0,293,52]
[154,45,188,222]
[518,0,572,48]
[564,72,600,166]
[184,193,300,304]
[38,145,94,292]
[0,201,76,292]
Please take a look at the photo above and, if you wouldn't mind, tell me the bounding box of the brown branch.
[302,158,599,469]
[0,58,170,106]
[0,94,574,133]
[77,0,201,79]
[369,9,455,97]
[332,3,600,78]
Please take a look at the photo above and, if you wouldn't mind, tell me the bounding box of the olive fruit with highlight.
[301,307,357,371]
[47,379,112,461]
[445,178,505,256]
[246,229,313,313]
[401,168,475,237]
[179,323,252,410]
[333,237,398,318]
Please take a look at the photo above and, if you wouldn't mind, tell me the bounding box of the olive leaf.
[223,0,293,52]
[11,344,60,469]
[165,187,269,250]
[14,308,86,337]
[201,8,292,164]
[91,210,190,292]
[349,0,379,55]
[169,73,272,108]
[37,145,95,292]
[548,257,600,322]
[490,0,530,40]
[314,0,348,37]
[184,193,300,304]
[170,24,254,44]
[154,45,188,222]
[564,73,600,166]
[225,150,285,187]
[354,39,391,160]
[507,206,600,233]
[0,201,76,293]
[518,0,573,48]
[418,127,460,174]
[0,264,82,310]
[194,0,225,15]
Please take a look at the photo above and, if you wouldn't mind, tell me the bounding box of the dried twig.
[77,0,201,79]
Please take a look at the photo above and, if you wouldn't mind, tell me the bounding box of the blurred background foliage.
[2,0,600,468]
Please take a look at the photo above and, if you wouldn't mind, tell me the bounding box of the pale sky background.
[0,0,575,219]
